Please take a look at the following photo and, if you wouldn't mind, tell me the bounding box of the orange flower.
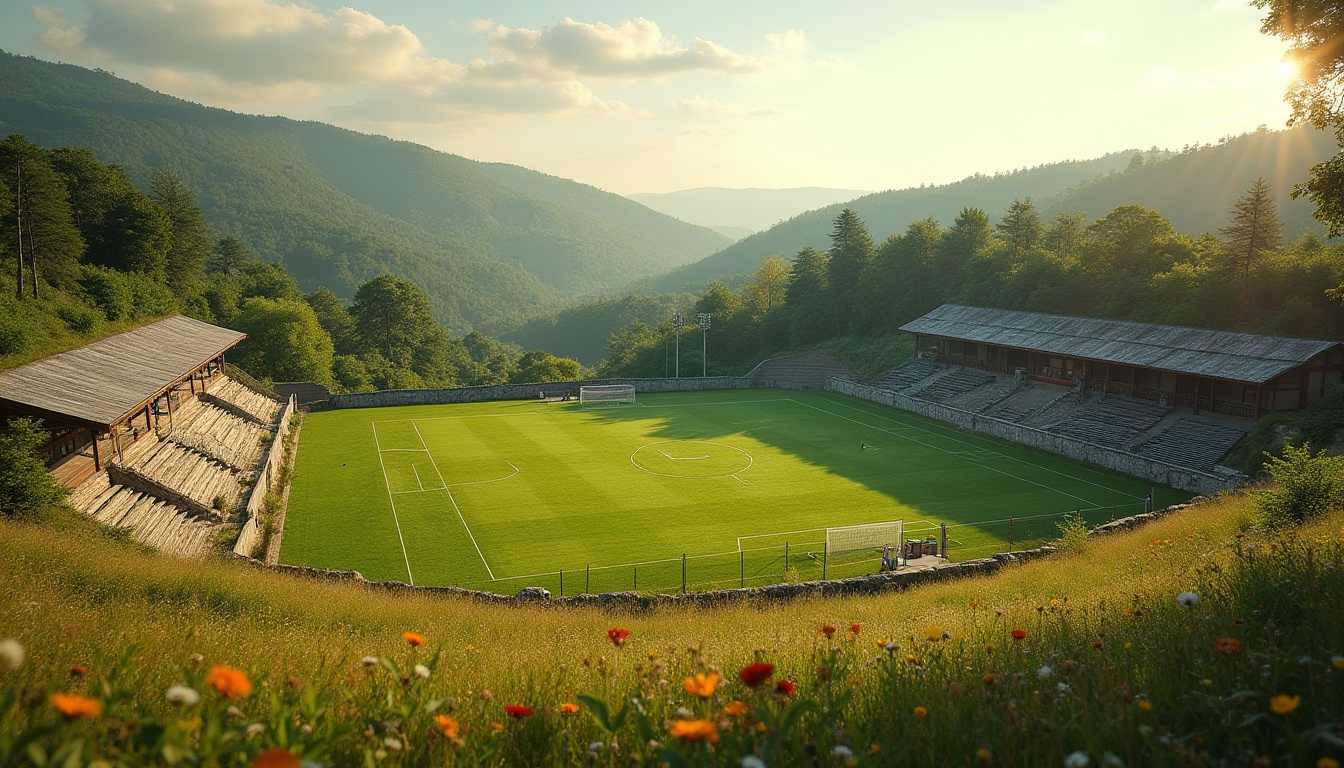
[206,666,252,699]
[683,672,719,699]
[435,714,459,738]
[252,749,301,768]
[559,702,579,715]
[739,662,774,688]
[982,673,996,686]
[1215,637,1242,655]
[607,628,629,647]
[819,624,837,639]
[1010,629,1027,641]
[1137,700,1152,712]
[969,601,980,609]
[669,719,718,743]
[68,665,88,677]
[1269,694,1300,715]
[913,705,928,719]
[721,700,748,717]
[50,693,101,719]
[403,632,425,647]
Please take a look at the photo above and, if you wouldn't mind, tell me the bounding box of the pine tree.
[825,208,875,329]
[0,135,85,298]
[995,198,1043,265]
[1220,177,1282,286]
[785,247,831,345]
[149,168,212,295]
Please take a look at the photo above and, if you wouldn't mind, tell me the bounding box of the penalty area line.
[410,419,495,581]
[371,422,415,586]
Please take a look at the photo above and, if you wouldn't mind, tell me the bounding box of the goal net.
[826,520,903,556]
[579,384,637,406]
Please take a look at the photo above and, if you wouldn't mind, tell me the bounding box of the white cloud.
[669,96,780,118]
[765,30,810,54]
[1081,28,1106,45]
[473,17,763,82]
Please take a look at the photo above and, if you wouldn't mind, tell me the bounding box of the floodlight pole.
[697,313,711,377]
[672,312,685,378]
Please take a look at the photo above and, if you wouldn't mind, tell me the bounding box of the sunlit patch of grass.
[1,495,1340,765]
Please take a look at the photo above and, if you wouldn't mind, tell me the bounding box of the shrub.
[1053,511,1090,554]
[54,302,100,334]
[0,418,69,516]
[1257,442,1344,526]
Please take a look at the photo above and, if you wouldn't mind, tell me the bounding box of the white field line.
[814,395,1149,500]
[410,419,495,581]
[446,461,521,487]
[788,398,1107,508]
[411,464,424,491]
[380,448,431,452]
[372,412,543,424]
[371,421,415,586]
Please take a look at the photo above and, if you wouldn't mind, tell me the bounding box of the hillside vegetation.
[1,491,1340,765]
[0,51,728,331]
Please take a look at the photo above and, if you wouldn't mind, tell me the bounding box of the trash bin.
[922,540,938,556]
[905,539,922,559]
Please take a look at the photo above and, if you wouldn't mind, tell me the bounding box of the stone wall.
[232,395,296,557]
[827,378,1240,496]
[326,376,752,410]
[245,501,1197,610]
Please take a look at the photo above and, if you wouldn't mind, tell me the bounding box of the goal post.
[579,384,637,407]
[826,520,903,557]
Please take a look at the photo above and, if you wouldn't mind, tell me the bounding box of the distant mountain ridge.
[643,130,1336,294]
[628,187,872,233]
[0,51,729,331]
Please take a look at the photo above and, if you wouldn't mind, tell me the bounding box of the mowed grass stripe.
[282,390,1186,591]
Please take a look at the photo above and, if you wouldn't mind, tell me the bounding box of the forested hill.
[645,128,1336,293]
[0,51,729,331]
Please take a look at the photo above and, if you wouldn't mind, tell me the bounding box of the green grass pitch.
[280,390,1189,594]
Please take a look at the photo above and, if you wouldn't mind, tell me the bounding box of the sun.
[1275,59,1299,85]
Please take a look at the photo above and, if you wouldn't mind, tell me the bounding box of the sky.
[0,0,1297,195]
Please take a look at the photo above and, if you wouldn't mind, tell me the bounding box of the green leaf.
[633,710,656,745]
[577,694,613,733]
[655,746,692,768]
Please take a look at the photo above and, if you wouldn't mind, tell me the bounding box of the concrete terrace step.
[873,359,938,390]
[1045,396,1169,450]
[82,483,220,558]
[1134,417,1250,471]
[751,350,857,390]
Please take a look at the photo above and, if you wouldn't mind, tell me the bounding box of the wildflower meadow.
[0,494,1341,766]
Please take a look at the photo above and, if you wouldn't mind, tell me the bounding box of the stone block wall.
[326,376,752,410]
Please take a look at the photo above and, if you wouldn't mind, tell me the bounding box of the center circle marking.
[630,440,754,478]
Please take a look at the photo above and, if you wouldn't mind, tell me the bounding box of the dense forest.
[598,188,1344,378]
[0,134,584,392]
[0,51,729,332]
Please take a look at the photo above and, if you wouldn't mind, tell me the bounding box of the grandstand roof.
[0,315,245,429]
[900,305,1341,385]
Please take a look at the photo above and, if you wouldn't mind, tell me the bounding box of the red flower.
[739,662,774,688]
[1092,641,1104,650]
[819,624,837,639]
[505,705,534,718]
[69,665,88,677]
[849,624,861,636]
[1010,629,1027,641]
[1215,637,1242,655]
[774,679,795,696]
[607,628,630,647]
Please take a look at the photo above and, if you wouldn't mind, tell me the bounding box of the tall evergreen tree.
[934,207,994,298]
[995,198,1044,265]
[1220,177,1282,286]
[785,247,831,345]
[350,274,439,368]
[825,208,875,329]
[149,169,211,295]
[49,147,168,281]
[0,135,84,298]
[1043,212,1088,261]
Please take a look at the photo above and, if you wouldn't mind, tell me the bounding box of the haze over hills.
[628,187,872,234]
[643,129,1336,294]
[0,51,729,332]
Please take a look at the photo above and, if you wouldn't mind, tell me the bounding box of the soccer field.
[280,390,1189,594]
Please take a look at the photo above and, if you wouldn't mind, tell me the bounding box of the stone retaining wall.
[827,378,1239,496]
[245,501,1197,611]
[233,395,296,557]
[326,376,752,410]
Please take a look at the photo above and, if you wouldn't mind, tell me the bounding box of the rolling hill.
[644,129,1337,294]
[0,51,729,331]
[627,186,873,232]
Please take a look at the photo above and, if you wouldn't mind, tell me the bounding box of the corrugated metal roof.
[0,315,245,428]
[899,305,1340,384]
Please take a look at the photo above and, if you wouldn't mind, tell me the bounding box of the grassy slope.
[281,391,1187,593]
[2,496,1340,765]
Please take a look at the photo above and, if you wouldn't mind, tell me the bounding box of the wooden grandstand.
[0,315,289,557]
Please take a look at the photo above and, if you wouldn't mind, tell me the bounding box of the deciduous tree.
[231,297,335,385]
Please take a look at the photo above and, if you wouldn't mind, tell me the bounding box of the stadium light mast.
[697,312,711,377]
[672,313,685,378]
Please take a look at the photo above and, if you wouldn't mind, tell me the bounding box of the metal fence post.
[682,553,687,595]
[633,566,637,592]
[785,541,789,572]
[822,542,827,580]
[1008,517,1014,552]
[559,569,564,597]
[740,550,744,588]
[586,564,590,595]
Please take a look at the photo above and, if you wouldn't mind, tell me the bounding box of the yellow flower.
[913,705,928,719]
[683,672,719,699]
[721,701,748,717]
[1137,700,1152,712]
[984,642,997,653]
[669,719,718,743]
[1332,656,1344,671]
[1269,694,1301,715]
[905,654,919,665]
[1316,758,1339,768]
[924,626,943,641]
[434,714,459,738]
[559,703,579,715]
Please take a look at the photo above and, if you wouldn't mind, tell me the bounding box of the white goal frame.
[579,384,637,407]
[826,519,903,556]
